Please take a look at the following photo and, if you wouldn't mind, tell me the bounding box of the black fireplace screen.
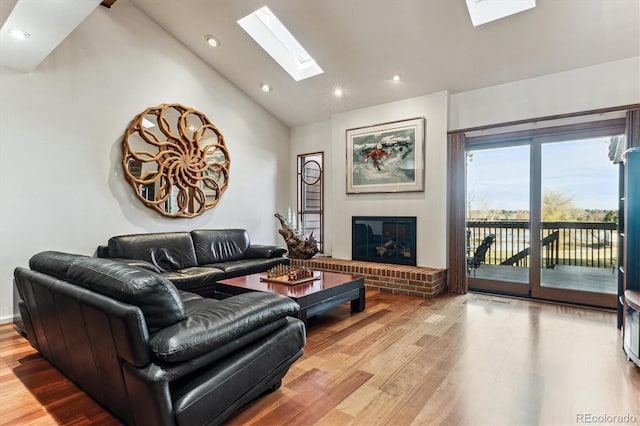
[352,216,416,266]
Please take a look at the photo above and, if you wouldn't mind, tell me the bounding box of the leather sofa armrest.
[149,292,299,363]
[245,245,287,259]
[108,257,162,274]
[96,245,110,258]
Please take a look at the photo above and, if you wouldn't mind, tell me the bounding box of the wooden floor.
[1,291,639,425]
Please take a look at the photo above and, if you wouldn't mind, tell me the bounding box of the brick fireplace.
[291,215,447,299]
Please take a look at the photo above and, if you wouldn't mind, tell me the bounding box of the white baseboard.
[0,313,20,325]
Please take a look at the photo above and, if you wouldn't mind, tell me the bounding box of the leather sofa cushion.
[104,258,162,274]
[161,267,226,292]
[149,292,299,362]
[108,232,198,272]
[66,257,186,332]
[191,229,250,264]
[206,258,288,277]
[170,318,305,425]
[245,245,287,259]
[29,251,89,280]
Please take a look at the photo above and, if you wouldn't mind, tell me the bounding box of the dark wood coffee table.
[216,271,365,325]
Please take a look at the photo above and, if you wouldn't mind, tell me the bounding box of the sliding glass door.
[535,136,619,306]
[466,121,624,307]
[466,142,531,296]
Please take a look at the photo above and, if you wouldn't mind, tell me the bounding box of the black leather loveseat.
[15,251,306,425]
[97,229,288,297]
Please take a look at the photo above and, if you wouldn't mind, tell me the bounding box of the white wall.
[289,92,449,269]
[449,57,640,130]
[0,2,289,323]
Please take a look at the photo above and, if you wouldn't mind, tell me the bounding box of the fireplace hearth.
[352,216,416,266]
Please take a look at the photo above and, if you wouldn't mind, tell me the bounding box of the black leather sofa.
[15,251,306,425]
[97,229,289,297]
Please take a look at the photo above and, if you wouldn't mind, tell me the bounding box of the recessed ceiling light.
[260,83,273,92]
[238,6,323,81]
[392,74,401,82]
[205,34,220,47]
[334,87,343,98]
[9,29,30,40]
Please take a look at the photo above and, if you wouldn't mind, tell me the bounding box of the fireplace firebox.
[352,216,416,266]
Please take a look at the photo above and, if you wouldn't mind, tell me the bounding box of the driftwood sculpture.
[275,213,319,259]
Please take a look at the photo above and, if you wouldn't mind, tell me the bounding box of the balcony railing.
[467,221,618,269]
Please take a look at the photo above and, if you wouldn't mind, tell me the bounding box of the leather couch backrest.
[191,229,250,264]
[14,262,151,425]
[108,232,198,272]
[29,250,88,280]
[29,251,187,332]
[15,266,151,366]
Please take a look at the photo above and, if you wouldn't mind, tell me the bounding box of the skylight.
[237,6,323,81]
[465,0,536,27]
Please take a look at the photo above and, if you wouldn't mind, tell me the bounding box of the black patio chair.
[467,233,496,276]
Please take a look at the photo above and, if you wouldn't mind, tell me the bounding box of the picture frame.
[346,117,425,193]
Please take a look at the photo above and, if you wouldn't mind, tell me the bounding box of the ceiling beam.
[100,0,117,8]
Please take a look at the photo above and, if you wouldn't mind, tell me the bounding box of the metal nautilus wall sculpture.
[122,103,230,218]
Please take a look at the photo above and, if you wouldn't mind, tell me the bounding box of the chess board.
[259,272,320,285]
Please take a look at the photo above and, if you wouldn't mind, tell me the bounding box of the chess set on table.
[260,265,320,285]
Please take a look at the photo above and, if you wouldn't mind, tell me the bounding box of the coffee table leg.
[351,287,365,312]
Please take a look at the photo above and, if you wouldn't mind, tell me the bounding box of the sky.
[467,137,619,211]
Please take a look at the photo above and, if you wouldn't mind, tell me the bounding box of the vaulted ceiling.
[129,0,640,127]
[2,0,639,127]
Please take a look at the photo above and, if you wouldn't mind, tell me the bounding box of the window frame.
[297,151,324,252]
